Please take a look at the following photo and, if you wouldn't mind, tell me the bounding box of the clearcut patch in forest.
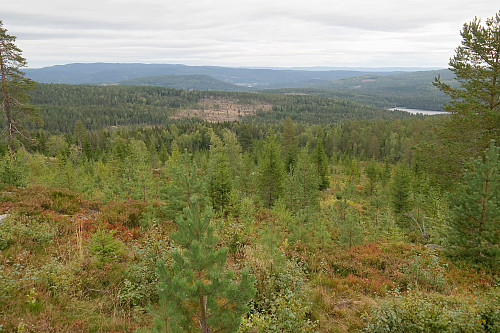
[172,97,273,122]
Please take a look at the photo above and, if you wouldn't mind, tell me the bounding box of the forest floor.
[0,185,497,332]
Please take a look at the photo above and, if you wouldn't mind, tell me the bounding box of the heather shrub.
[46,189,84,214]
[97,200,148,228]
[0,186,85,216]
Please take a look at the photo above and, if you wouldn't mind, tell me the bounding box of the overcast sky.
[2,0,498,69]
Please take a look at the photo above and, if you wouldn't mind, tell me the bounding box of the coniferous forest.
[0,12,499,333]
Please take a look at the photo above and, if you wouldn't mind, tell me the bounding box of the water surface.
[388,107,449,115]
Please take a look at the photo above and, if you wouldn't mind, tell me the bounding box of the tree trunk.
[0,55,15,153]
[199,294,208,333]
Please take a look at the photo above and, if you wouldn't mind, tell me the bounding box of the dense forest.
[0,13,499,333]
[22,83,413,134]
[24,64,454,111]
[266,69,455,111]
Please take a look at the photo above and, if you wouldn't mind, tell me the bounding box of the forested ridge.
[25,83,411,133]
[0,13,499,333]
[266,69,455,110]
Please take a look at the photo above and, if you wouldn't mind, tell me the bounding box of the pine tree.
[0,21,39,153]
[153,202,256,333]
[161,152,207,220]
[429,12,500,184]
[446,141,499,268]
[73,120,88,149]
[257,132,285,208]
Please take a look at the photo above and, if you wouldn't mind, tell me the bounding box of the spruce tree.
[208,132,233,213]
[312,136,329,190]
[365,159,379,195]
[446,141,499,269]
[0,21,39,153]
[220,128,243,178]
[257,132,285,208]
[284,148,320,212]
[239,152,257,197]
[237,123,253,153]
[391,163,413,219]
[281,117,298,172]
[153,202,256,332]
[126,139,154,201]
[339,210,364,249]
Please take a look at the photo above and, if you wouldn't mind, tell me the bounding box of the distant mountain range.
[24,63,454,110]
[24,63,414,88]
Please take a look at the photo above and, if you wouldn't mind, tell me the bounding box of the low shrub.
[0,186,86,216]
[88,228,124,266]
[401,251,447,292]
[0,214,56,250]
[241,252,317,332]
[97,200,148,228]
[120,227,173,308]
[363,288,500,332]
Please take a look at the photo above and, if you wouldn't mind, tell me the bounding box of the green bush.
[88,228,124,266]
[34,258,79,298]
[120,228,172,308]
[241,258,317,332]
[402,251,447,292]
[0,265,20,307]
[364,288,500,332]
[0,153,28,188]
[0,214,56,250]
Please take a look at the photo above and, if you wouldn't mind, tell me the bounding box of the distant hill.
[310,69,455,93]
[118,74,250,92]
[266,69,456,110]
[24,63,400,88]
[24,63,455,110]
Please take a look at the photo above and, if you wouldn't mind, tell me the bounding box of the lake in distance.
[388,107,449,115]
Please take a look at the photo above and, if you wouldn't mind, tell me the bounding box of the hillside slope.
[118,74,249,92]
[24,63,399,88]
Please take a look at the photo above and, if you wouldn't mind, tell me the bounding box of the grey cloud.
[7,0,499,69]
